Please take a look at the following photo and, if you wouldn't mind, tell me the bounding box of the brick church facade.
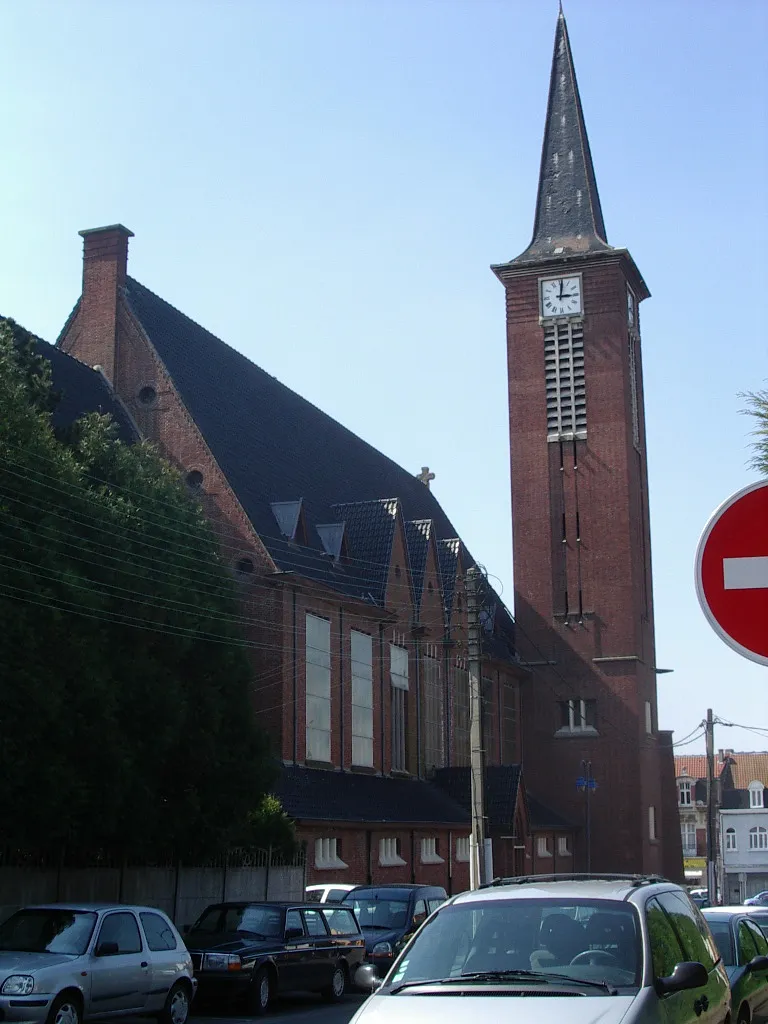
[53,10,681,886]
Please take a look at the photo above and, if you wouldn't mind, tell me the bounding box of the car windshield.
[190,905,283,939]
[382,898,641,991]
[0,909,97,955]
[345,897,410,931]
[749,914,768,940]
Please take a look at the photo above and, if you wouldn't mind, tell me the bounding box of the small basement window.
[379,837,406,867]
[138,385,157,406]
[186,470,204,490]
[236,557,255,576]
[420,838,444,865]
[315,838,348,871]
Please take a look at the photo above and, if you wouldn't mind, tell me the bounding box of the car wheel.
[47,994,82,1024]
[321,962,346,1002]
[247,967,272,1016]
[157,982,190,1024]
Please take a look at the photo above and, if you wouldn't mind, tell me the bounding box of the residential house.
[720,751,768,903]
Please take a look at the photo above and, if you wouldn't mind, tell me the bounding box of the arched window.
[748,781,765,809]
[725,827,737,851]
[749,826,768,851]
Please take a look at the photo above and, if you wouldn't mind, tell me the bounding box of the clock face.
[627,287,635,325]
[541,276,582,317]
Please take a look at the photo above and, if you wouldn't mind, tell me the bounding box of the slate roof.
[111,276,518,658]
[4,318,138,444]
[432,765,522,831]
[275,765,469,825]
[494,11,610,267]
[527,795,579,831]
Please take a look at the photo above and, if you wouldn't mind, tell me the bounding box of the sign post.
[695,481,768,666]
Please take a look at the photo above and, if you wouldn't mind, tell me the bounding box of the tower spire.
[515,10,610,262]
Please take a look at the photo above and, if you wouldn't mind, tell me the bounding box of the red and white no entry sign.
[695,480,768,666]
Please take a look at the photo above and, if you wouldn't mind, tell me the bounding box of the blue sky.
[2,0,767,754]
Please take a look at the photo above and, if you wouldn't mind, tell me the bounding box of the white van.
[305,883,359,903]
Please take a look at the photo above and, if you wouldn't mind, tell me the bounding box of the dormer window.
[678,780,692,807]
[749,781,765,809]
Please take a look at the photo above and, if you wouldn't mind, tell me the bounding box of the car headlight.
[202,953,242,972]
[2,976,35,996]
[371,942,393,957]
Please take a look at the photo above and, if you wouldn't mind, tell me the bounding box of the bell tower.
[493,10,674,873]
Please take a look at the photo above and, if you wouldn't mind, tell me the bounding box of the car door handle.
[141,962,148,969]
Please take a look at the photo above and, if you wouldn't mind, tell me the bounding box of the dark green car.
[703,908,768,1024]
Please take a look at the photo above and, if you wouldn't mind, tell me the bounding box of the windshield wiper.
[390,970,616,995]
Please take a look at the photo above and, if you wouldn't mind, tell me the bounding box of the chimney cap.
[79,224,134,239]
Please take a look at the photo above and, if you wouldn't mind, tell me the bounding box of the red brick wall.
[498,253,671,873]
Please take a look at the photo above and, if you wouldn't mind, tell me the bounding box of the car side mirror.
[355,963,380,992]
[746,955,768,974]
[285,927,303,941]
[656,961,708,995]
[95,941,119,957]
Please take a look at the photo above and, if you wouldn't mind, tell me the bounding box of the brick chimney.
[76,225,134,384]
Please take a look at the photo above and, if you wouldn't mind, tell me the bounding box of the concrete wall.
[0,862,305,929]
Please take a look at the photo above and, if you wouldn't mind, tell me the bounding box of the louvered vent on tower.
[544,320,586,441]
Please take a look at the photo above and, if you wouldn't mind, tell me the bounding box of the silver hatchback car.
[0,904,196,1024]
[353,873,731,1024]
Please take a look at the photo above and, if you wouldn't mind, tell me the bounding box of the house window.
[315,838,348,870]
[678,780,692,807]
[379,837,406,867]
[452,661,470,767]
[749,826,768,851]
[455,836,470,862]
[421,649,444,773]
[351,631,373,767]
[558,698,596,733]
[390,644,408,772]
[306,614,331,762]
[648,806,657,842]
[725,827,737,851]
[537,836,552,858]
[681,823,697,854]
[557,836,571,857]
[749,782,765,809]
[545,319,586,441]
[420,838,444,865]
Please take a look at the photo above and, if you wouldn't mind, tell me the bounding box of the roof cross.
[416,466,435,488]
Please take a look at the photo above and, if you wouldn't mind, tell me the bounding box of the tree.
[0,318,293,861]
[740,387,768,477]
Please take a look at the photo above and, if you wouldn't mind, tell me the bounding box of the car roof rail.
[479,872,670,890]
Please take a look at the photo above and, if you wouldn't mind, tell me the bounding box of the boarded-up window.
[351,631,373,767]
[421,649,444,773]
[306,614,331,762]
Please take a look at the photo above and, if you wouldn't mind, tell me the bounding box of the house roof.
[275,765,469,825]
[675,752,768,791]
[432,765,522,831]
[115,276,519,658]
[527,795,579,832]
[3,318,138,444]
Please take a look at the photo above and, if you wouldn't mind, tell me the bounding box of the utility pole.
[466,567,488,888]
[705,708,718,904]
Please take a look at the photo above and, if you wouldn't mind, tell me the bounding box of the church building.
[53,10,681,885]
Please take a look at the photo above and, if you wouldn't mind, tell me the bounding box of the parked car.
[702,907,768,1023]
[352,873,731,1023]
[342,884,447,977]
[689,889,711,909]
[184,901,365,1015]
[743,908,768,940]
[305,884,358,904]
[0,902,196,1024]
[746,892,768,908]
